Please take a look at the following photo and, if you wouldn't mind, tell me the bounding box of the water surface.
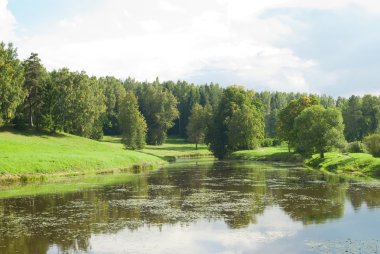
[0,160,379,253]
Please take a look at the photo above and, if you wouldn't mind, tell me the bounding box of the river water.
[0,160,379,253]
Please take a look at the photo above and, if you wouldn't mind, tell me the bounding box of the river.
[0,159,379,253]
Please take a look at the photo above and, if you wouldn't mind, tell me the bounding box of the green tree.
[44,69,106,139]
[100,76,126,135]
[0,42,25,125]
[363,134,380,158]
[138,82,179,145]
[342,95,364,141]
[186,103,211,149]
[277,96,319,151]
[118,91,147,150]
[226,104,264,150]
[21,53,47,128]
[361,95,380,136]
[206,86,264,159]
[294,105,346,158]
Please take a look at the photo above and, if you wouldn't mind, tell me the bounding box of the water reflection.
[0,160,379,253]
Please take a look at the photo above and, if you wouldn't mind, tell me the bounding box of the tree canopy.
[0,42,25,126]
[277,96,319,151]
[118,91,147,150]
[206,86,264,159]
[294,105,346,158]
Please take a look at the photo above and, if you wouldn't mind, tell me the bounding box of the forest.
[1,42,380,160]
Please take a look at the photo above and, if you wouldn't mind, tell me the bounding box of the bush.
[272,139,282,146]
[261,138,282,147]
[344,141,366,153]
[261,138,273,147]
[363,134,380,157]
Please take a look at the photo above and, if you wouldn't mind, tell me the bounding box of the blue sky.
[1,0,380,96]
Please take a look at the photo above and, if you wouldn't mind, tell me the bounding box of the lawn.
[231,146,380,178]
[306,152,380,178]
[102,135,212,160]
[0,130,212,179]
[230,146,304,163]
[0,129,164,176]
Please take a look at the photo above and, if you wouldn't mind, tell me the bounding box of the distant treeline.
[1,42,380,158]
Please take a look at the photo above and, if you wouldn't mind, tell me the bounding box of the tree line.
[1,42,380,158]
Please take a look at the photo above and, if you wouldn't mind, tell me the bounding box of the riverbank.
[230,146,380,179]
[0,130,210,183]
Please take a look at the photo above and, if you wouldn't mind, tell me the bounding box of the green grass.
[230,146,304,163]
[0,130,212,181]
[231,146,380,179]
[102,135,212,161]
[306,152,380,178]
[0,129,164,177]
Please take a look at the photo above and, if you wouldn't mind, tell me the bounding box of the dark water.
[1,160,380,254]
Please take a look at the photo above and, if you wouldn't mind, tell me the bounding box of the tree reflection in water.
[0,160,379,253]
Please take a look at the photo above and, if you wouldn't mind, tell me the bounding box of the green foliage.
[361,95,380,136]
[277,96,319,150]
[344,141,366,153]
[226,104,263,150]
[261,138,281,147]
[186,103,211,149]
[294,105,346,158]
[363,134,380,157]
[44,69,106,139]
[101,77,126,135]
[0,42,25,125]
[342,95,364,141]
[206,86,264,159]
[138,81,179,145]
[118,91,147,150]
[19,53,47,128]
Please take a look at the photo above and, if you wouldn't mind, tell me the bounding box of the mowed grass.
[102,135,212,160]
[0,130,164,175]
[230,146,304,163]
[306,152,380,178]
[231,146,380,178]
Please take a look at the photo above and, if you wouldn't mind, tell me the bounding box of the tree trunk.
[29,101,33,127]
[320,151,324,158]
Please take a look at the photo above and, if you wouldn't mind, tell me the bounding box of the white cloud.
[7,0,380,94]
[0,0,17,42]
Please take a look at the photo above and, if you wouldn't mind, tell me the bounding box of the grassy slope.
[0,130,211,177]
[231,146,380,178]
[0,130,164,176]
[230,146,304,163]
[102,136,212,160]
[306,152,380,178]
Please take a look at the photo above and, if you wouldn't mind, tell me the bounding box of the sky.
[1,0,380,96]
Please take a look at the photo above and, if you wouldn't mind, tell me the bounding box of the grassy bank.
[0,130,164,180]
[102,136,212,161]
[306,152,380,178]
[230,146,304,163]
[0,130,212,182]
[230,146,380,178]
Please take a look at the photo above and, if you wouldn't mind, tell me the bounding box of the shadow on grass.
[144,146,198,152]
[0,126,66,138]
[232,151,303,163]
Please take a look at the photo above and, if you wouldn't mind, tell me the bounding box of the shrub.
[272,139,282,146]
[261,138,273,147]
[363,134,380,157]
[344,141,366,153]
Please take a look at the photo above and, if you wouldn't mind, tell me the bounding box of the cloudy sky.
[1,0,380,96]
